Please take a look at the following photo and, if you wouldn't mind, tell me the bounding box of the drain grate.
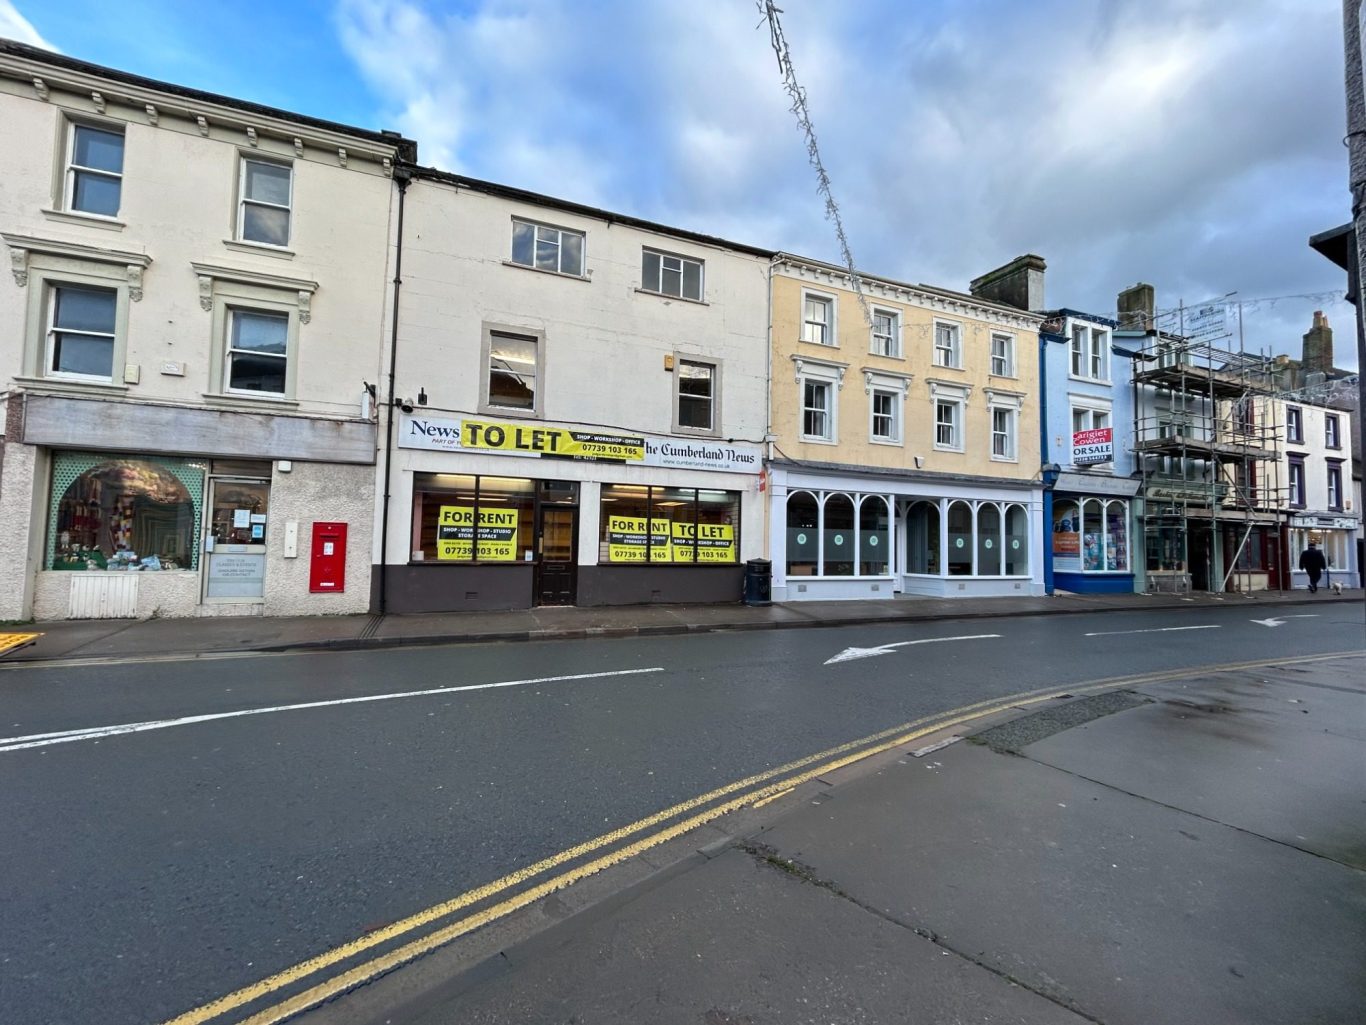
[969,691,1150,754]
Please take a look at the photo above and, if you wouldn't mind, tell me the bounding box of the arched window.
[1004,504,1029,576]
[785,491,819,577]
[1082,498,1104,571]
[823,493,855,576]
[51,459,197,571]
[1104,500,1129,571]
[947,500,973,576]
[907,501,940,575]
[858,495,891,575]
[977,503,1002,575]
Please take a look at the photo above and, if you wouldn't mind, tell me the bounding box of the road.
[0,604,1359,1025]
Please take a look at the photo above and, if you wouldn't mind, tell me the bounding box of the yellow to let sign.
[672,521,736,563]
[463,419,645,462]
[437,506,519,561]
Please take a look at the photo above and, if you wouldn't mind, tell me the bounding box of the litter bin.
[743,558,772,606]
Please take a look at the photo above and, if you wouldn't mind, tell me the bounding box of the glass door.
[203,477,270,603]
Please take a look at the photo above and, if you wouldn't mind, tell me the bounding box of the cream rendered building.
[0,41,411,619]
[767,255,1046,599]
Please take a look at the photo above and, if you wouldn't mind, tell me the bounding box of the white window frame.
[641,248,704,301]
[870,307,901,357]
[1089,328,1108,380]
[1069,397,1114,468]
[673,354,722,436]
[1070,322,1110,382]
[934,398,962,451]
[800,290,836,347]
[1325,414,1341,449]
[794,357,845,443]
[223,307,291,397]
[510,218,586,277]
[44,282,119,383]
[870,389,899,442]
[933,319,962,369]
[63,120,125,219]
[480,323,546,417]
[991,407,1015,459]
[237,157,294,248]
[990,332,1015,377]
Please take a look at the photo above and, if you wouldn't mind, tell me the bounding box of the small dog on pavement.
[1330,580,1343,595]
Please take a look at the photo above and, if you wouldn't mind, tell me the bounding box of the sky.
[4,0,1358,371]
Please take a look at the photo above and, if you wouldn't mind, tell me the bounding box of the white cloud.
[0,0,56,49]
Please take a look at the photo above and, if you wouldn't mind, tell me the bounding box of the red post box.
[309,521,347,593]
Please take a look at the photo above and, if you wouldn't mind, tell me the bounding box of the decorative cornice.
[927,378,973,404]
[791,353,849,388]
[2,232,151,296]
[984,387,1025,409]
[863,367,915,398]
[191,260,319,320]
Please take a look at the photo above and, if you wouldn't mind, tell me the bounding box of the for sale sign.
[1072,427,1114,465]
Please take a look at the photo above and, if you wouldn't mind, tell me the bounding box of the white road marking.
[910,736,961,758]
[0,668,664,754]
[1083,625,1221,637]
[824,634,1001,665]
[1250,618,1286,628]
[1287,614,1320,619]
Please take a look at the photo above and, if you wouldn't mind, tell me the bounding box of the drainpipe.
[1039,330,1055,595]
[378,165,412,615]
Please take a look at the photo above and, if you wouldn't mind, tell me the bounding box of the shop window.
[906,501,940,575]
[1052,499,1081,572]
[600,484,739,564]
[1004,504,1029,576]
[411,473,534,562]
[978,503,1002,575]
[785,491,820,576]
[49,457,201,571]
[822,494,855,576]
[858,496,891,575]
[946,500,972,575]
[1104,500,1129,571]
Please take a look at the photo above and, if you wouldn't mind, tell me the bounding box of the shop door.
[203,477,270,603]
[1265,530,1282,590]
[535,506,577,605]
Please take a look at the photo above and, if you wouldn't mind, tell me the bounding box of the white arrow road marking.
[1251,618,1286,627]
[0,667,665,754]
[1084,625,1221,637]
[824,634,1001,665]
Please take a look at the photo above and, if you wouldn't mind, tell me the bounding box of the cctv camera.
[398,398,415,413]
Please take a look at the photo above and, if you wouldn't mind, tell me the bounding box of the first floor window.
[1288,458,1306,507]
[512,219,584,276]
[1327,464,1343,509]
[990,333,1013,376]
[803,379,833,440]
[991,407,1016,459]
[642,249,703,300]
[66,123,124,217]
[676,359,716,432]
[226,309,289,394]
[871,389,900,442]
[600,484,739,564]
[47,284,117,380]
[935,399,961,449]
[487,331,538,411]
[239,158,293,247]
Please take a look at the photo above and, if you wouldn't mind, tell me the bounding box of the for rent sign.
[1072,427,1114,465]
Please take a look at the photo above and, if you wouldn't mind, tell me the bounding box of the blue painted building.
[1039,310,1140,593]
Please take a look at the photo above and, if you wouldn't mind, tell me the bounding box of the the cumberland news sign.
[1072,427,1114,465]
[399,414,761,475]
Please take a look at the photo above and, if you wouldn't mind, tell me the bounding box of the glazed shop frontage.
[767,462,1046,601]
[378,414,764,612]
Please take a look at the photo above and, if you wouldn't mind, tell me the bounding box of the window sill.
[223,239,296,260]
[870,437,903,447]
[990,455,1020,463]
[799,339,840,350]
[477,405,542,420]
[989,372,1018,381]
[931,362,964,373]
[1067,374,1111,385]
[41,208,126,232]
[868,351,906,361]
[933,444,965,454]
[800,436,838,445]
[635,288,708,306]
[12,375,129,396]
[672,427,722,440]
[203,392,300,411]
[501,260,589,282]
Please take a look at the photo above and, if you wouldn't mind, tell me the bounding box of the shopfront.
[382,413,762,612]
[769,463,1045,600]
[1288,514,1361,590]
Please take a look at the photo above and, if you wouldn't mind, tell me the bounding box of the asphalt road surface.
[1,604,1360,1025]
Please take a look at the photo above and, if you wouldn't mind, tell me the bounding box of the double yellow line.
[164,651,1362,1025]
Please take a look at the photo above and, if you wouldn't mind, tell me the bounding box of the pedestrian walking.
[1299,541,1327,593]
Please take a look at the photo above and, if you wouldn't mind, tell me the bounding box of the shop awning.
[1056,472,1140,497]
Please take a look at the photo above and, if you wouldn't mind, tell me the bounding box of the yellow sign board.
[607,516,671,562]
[673,521,736,563]
[463,419,645,462]
[0,632,41,657]
[607,517,736,563]
[437,506,519,561]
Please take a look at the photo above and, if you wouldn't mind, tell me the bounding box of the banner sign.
[673,521,736,563]
[606,517,737,563]
[436,505,518,561]
[1072,427,1114,465]
[399,414,762,475]
[607,516,671,562]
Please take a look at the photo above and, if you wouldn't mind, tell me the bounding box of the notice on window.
[607,516,671,562]
[463,419,645,462]
[437,506,518,561]
[233,509,252,529]
[671,521,736,563]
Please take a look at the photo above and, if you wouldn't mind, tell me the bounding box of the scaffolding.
[1131,331,1286,594]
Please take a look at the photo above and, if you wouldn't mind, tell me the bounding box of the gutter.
[378,166,412,615]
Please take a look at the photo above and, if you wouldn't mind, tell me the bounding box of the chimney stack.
[1301,310,1333,376]
[969,254,1045,312]
[1117,283,1155,331]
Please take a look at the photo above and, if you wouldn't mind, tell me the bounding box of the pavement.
[3,586,1363,663]
[319,653,1366,1025]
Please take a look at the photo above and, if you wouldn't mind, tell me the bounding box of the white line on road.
[824,633,1001,665]
[0,668,665,754]
[1083,625,1222,637]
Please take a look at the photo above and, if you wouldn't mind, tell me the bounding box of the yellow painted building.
[766,255,1047,599]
